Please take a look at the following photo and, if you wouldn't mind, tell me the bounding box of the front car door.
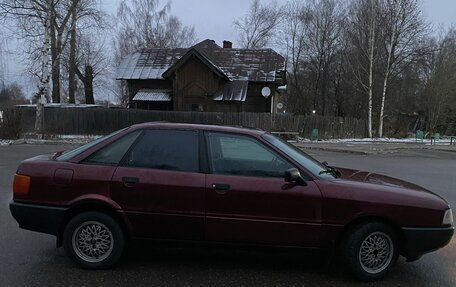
[204,132,322,247]
[110,129,206,241]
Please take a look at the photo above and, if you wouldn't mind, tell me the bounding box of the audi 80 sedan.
[10,123,454,281]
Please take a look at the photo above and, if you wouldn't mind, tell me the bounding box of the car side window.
[127,129,199,173]
[207,132,293,178]
[82,130,142,166]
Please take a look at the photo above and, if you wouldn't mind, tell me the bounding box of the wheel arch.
[335,215,405,250]
[57,201,132,247]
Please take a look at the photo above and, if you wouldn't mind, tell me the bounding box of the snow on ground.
[0,135,453,146]
[0,134,102,146]
[0,140,12,146]
[298,137,454,145]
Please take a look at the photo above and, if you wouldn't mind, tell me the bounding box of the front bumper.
[402,226,454,261]
[9,201,67,236]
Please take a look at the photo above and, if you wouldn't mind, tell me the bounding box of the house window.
[185,103,204,112]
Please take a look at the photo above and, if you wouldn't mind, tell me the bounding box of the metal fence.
[10,107,367,139]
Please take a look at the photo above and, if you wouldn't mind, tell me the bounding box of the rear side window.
[56,128,127,161]
[127,129,199,173]
[82,131,142,166]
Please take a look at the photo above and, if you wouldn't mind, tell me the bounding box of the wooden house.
[116,39,286,113]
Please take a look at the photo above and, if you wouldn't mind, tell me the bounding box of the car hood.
[335,167,430,192]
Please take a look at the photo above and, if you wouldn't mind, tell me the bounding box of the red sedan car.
[10,123,453,281]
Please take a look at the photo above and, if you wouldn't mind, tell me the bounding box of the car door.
[204,132,322,247]
[110,129,206,241]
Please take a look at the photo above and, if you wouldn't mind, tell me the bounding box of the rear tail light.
[13,174,31,195]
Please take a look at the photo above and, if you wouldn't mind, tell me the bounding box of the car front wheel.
[341,222,399,281]
[63,211,125,269]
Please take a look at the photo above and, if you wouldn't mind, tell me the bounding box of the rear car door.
[204,132,322,247]
[110,129,206,240]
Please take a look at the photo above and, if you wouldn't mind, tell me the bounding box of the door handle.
[212,183,230,194]
[122,176,139,187]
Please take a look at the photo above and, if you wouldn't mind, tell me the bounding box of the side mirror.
[284,168,307,186]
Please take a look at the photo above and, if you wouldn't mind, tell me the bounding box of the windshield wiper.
[319,163,341,178]
[319,169,336,175]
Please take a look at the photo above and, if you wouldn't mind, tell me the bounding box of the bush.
[0,109,22,139]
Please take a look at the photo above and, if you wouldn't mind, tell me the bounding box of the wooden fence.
[10,107,367,139]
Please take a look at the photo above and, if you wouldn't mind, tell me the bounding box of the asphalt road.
[0,144,454,287]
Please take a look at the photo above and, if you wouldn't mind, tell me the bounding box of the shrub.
[0,109,22,139]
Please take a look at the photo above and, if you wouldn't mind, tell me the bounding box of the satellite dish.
[261,87,271,98]
[276,102,283,109]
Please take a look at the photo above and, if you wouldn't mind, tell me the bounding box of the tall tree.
[422,29,456,134]
[346,0,382,138]
[234,0,282,49]
[279,0,312,114]
[67,0,107,104]
[377,0,430,137]
[0,36,4,90]
[306,0,345,116]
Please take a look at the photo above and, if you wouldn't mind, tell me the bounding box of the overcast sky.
[1,0,455,97]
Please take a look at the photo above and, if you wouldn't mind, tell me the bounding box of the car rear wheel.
[63,211,125,269]
[341,222,399,281]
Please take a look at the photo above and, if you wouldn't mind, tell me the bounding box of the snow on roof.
[116,39,286,83]
[16,104,103,108]
[132,89,172,102]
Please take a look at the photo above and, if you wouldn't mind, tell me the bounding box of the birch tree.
[0,1,53,104]
[346,0,382,138]
[377,0,429,137]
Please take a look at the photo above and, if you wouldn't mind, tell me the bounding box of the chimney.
[223,40,232,49]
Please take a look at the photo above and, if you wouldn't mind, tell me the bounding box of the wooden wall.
[174,56,220,111]
[126,57,276,113]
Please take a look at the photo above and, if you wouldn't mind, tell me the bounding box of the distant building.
[116,39,286,113]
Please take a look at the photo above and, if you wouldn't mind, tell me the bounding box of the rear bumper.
[9,201,67,236]
[402,226,454,261]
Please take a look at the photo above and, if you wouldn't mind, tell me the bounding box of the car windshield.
[56,128,127,161]
[262,133,336,179]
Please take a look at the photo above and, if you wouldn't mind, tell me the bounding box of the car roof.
[129,122,266,136]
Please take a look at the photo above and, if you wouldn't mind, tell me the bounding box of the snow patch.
[299,137,453,145]
[0,140,12,146]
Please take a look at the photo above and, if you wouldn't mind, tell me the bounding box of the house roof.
[132,89,172,102]
[162,48,230,80]
[116,39,286,83]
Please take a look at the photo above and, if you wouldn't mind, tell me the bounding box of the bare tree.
[0,35,4,90]
[234,0,282,49]
[75,33,109,104]
[0,83,28,108]
[422,29,456,134]
[306,0,345,116]
[278,1,309,114]
[346,0,382,138]
[67,0,107,104]
[377,0,430,137]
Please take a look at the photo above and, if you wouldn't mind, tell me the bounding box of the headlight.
[443,209,453,226]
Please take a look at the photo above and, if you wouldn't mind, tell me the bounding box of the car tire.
[341,222,399,282]
[63,211,125,269]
